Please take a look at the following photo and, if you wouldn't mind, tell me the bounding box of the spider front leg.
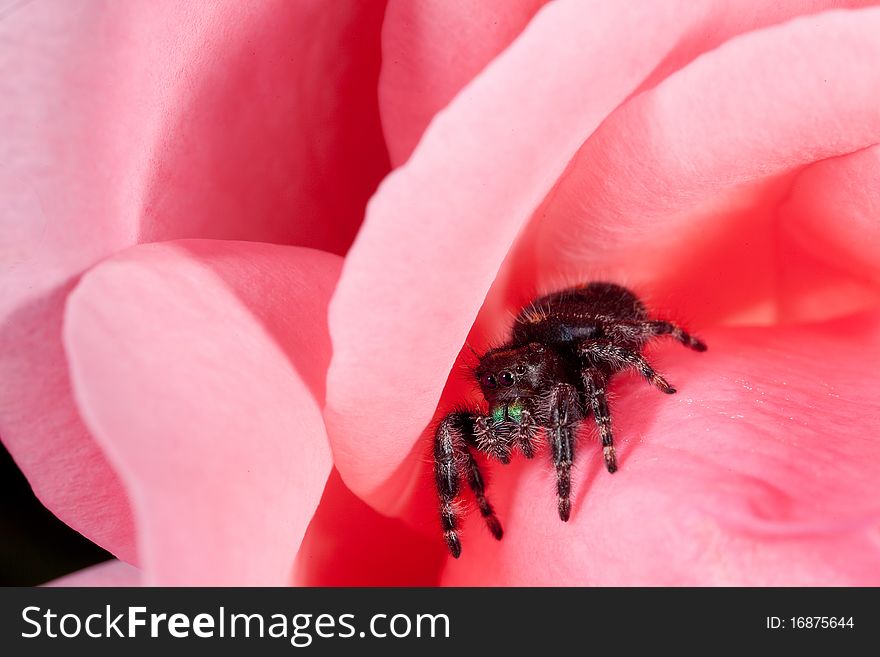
[434,412,503,558]
[582,369,617,473]
[547,383,582,521]
[579,339,676,394]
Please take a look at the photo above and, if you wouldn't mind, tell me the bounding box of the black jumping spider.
[433,282,706,558]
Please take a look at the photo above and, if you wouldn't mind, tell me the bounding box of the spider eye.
[514,365,526,375]
[499,370,515,386]
[481,373,497,388]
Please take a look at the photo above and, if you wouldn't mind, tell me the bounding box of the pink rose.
[3,0,880,586]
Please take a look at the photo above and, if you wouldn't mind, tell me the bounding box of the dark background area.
[0,440,110,586]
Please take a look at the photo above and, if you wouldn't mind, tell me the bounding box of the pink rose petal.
[379,0,548,166]
[327,0,722,516]
[776,145,880,322]
[63,240,339,585]
[292,469,446,586]
[526,7,880,327]
[45,560,141,587]
[442,314,880,585]
[379,0,874,168]
[0,287,137,562]
[635,0,879,93]
[136,1,389,252]
[1,0,387,560]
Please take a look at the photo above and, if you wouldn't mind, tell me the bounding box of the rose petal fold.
[379,0,874,167]
[1,0,387,559]
[379,0,548,166]
[63,240,339,585]
[776,145,880,322]
[528,7,880,326]
[442,312,880,585]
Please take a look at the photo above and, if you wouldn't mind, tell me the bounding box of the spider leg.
[579,339,676,394]
[547,383,581,521]
[434,414,465,557]
[582,369,617,473]
[462,447,503,540]
[434,411,504,558]
[606,319,707,352]
[513,409,540,459]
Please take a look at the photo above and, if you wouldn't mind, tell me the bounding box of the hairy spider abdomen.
[512,281,647,347]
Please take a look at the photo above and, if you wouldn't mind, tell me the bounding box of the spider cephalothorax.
[433,282,706,558]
